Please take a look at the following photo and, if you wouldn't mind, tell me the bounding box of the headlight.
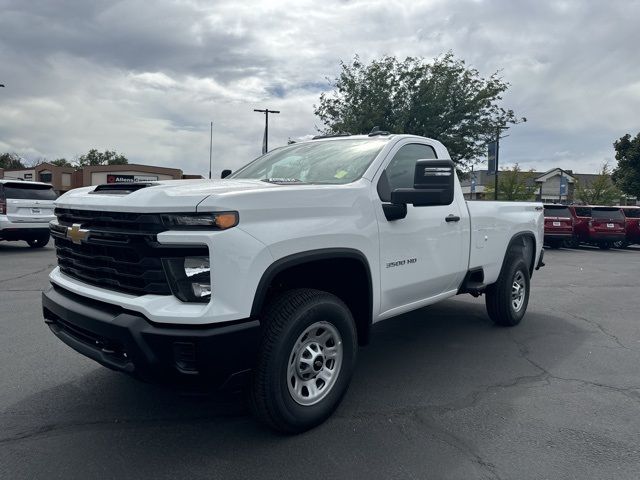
[162,256,211,303]
[160,212,238,230]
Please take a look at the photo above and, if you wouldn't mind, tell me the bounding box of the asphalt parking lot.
[1,242,639,480]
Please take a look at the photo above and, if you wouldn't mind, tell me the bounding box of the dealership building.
[0,162,202,195]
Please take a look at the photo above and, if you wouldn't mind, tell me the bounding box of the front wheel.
[485,255,530,327]
[250,289,357,433]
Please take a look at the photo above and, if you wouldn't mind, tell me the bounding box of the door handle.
[445,215,461,223]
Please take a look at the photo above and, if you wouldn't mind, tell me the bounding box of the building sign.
[24,173,33,180]
[106,174,158,184]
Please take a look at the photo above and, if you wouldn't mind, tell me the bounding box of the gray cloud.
[1,0,639,176]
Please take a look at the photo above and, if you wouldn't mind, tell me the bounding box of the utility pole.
[209,121,213,179]
[254,108,280,154]
[492,117,527,200]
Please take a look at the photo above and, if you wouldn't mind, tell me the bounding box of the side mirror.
[221,169,232,179]
[390,159,455,207]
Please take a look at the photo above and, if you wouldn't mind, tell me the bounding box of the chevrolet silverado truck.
[43,133,544,433]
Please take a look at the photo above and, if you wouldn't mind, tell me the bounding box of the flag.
[487,141,497,174]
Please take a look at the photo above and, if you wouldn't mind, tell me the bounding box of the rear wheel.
[546,239,561,249]
[612,240,629,249]
[250,288,357,433]
[598,242,611,250]
[485,254,530,327]
[27,233,49,248]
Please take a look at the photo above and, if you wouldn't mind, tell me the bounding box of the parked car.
[0,179,56,248]
[586,206,626,249]
[543,204,574,248]
[617,206,640,247]
[42,133,544,433]
[567,205,592,246]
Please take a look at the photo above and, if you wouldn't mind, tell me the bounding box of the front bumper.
[42,285,261,389]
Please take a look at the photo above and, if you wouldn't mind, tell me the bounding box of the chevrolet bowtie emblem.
[66,223,90,244]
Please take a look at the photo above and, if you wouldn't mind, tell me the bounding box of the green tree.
[50,158,74,167]
[612,132,640,198]
[0,152,25,169]
[78,149,128,167]
[575,162,620,205]
[484,164,537,201]
[314,53,523,169]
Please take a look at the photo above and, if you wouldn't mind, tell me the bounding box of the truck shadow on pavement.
[2,298,590,479]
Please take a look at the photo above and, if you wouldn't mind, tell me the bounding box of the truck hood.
[55,179,284,212]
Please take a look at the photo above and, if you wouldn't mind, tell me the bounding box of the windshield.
[591,208,624,220]
[2,183,57,200]
[230,139,388,184]
[544,206,571,217]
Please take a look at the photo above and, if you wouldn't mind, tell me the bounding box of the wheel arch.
[501,231,537,277]
[251,248,374,346]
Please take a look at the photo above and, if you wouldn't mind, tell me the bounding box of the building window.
[39,172,52,183]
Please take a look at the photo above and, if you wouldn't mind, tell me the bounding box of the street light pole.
[494,125,501,200]
[254,108,280,154]
[209,121,213,180]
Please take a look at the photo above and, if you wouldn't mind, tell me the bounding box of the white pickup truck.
[43,133,544,432]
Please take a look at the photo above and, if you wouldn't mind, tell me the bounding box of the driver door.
[374,142,468,319]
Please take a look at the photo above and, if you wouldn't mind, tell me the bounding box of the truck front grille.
[52,208,207,296]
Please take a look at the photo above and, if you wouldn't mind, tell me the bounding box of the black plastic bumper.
[588,234,625,242]
[544,233,572,240]
[42,285,261,390]
[1,227,49,241]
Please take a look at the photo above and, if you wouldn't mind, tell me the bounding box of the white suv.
[0,179,57,248]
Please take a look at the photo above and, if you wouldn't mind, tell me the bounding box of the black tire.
[27,233,49,248]
[485,253,530,327]
[612,240,629,249]
[250,288,357,433]
[598,242,611,250]
[546,239,561,249]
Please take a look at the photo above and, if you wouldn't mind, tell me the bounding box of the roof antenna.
[369,126,390,137]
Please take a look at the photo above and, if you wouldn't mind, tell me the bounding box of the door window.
[377,143,437,202]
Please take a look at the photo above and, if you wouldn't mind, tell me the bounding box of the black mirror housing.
[221,169,232,179]
[390,159,455,207]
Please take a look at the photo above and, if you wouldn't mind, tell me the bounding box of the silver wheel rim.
[287,321,343,406]
[511,270,526,312]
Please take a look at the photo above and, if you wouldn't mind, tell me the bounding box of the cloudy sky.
[1,0,639,176]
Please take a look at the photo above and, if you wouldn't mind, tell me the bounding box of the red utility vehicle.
[567,205,592,246]
[618,206,640,247]
[543,204,574,248]
[587,206,626,249]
